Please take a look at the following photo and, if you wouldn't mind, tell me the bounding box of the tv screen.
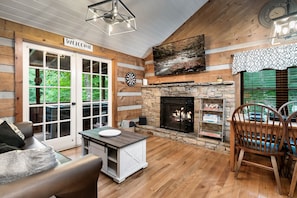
[153,34,206,76]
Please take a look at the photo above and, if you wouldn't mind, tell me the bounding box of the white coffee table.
[80,127,148,183]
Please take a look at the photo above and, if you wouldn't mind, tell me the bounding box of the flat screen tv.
[153,34,206,76]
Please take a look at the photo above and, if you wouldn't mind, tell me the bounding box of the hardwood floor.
[61,135,292,198]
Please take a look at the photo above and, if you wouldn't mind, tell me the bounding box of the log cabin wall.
[144,0,275,109]
[0,28,14,123]
[0,18,144,126]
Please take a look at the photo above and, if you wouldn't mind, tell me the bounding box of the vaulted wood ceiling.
[0,0,208,58]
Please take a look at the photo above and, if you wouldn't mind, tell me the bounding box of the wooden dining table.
[228,116,292,171]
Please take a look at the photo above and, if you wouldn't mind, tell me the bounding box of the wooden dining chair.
[231,103,286,194]
[285,111,297,197]
[278,101,297,119]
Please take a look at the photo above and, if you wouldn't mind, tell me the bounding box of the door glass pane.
[102,76,108,88]
[60,88,71,103]
[60,121,70,137]
[83,59,90,72]
[93,103,100,116]
[102,116,108,126]
[83,104,91,117]
[33,125,43,140]
[83,118,91,130]
[30,107,43,123]
[45,70,58,86]
[60,55,70,70]
[83,88,91,102]
[60,105,70,120]
[60,71,71,86]
[29,49,43,67]
[92,89,100,101]
[101,89,108,100]
[101,62,108,74]
[102,103,108,114]
[92,75,100,87]
[46,106,58,121]
[29,68,44,86]
[46,88,58,103]
[46,53,58,69]
[29,87,44,104]
[93,61,100,73]
[46,123,57,140]
[82,74,91,87]
[93,117,100,128]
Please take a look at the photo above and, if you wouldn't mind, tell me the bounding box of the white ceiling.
[0,0,208,58]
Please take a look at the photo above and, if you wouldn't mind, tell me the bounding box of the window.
[242,67,297,109]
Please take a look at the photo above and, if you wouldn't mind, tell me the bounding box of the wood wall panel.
[0,54,14,66]
[117,81,142,92]
[117,67,144,79]
[166,0,270,48]
[0,46,13,56]
[0,29,14,39]
[117,109,142,121]
[0,99,14,117]
[117,96,142,106]
[116,61,145,123]
[0,72,14,91]
[117,57,144,67]
[145,63,154,74]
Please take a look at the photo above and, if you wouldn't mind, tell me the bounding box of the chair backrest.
[285,111,297,155]
[278,101,297,119]
[231,103,286,155]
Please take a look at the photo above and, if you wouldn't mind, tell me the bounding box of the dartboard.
[125,72,136,87]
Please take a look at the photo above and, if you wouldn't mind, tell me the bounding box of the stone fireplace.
[141,81,235,142]
[160,96,194,133]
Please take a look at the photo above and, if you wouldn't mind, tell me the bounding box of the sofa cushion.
[0,146,58,184]
[0,121,25,148]
[0,143,20,154]
[0,119,25,140]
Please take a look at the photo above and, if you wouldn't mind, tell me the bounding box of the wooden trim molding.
[112,59,118,127]
[14,33,23,122]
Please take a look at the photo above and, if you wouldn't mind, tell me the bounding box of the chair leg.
[271,156,282,195]
[289,161,297,197]
[235,149,244,178]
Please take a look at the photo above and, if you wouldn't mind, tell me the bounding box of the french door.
[23,43,112,151]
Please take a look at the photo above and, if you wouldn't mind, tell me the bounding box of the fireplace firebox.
[160,97,194,133]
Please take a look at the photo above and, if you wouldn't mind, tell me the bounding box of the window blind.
[242,67,297,109]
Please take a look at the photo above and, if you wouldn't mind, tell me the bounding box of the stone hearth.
[135,124,230,154]
[141,81,235,143]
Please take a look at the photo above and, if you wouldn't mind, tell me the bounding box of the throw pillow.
[0,121,25,148]
[0,146,58,184]
[0,119,25,140]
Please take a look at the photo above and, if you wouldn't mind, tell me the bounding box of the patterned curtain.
[232,43,297,74]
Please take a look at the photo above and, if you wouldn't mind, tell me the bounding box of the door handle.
[72,102,76,105]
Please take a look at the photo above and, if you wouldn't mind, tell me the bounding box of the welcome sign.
[64,37,93,52]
